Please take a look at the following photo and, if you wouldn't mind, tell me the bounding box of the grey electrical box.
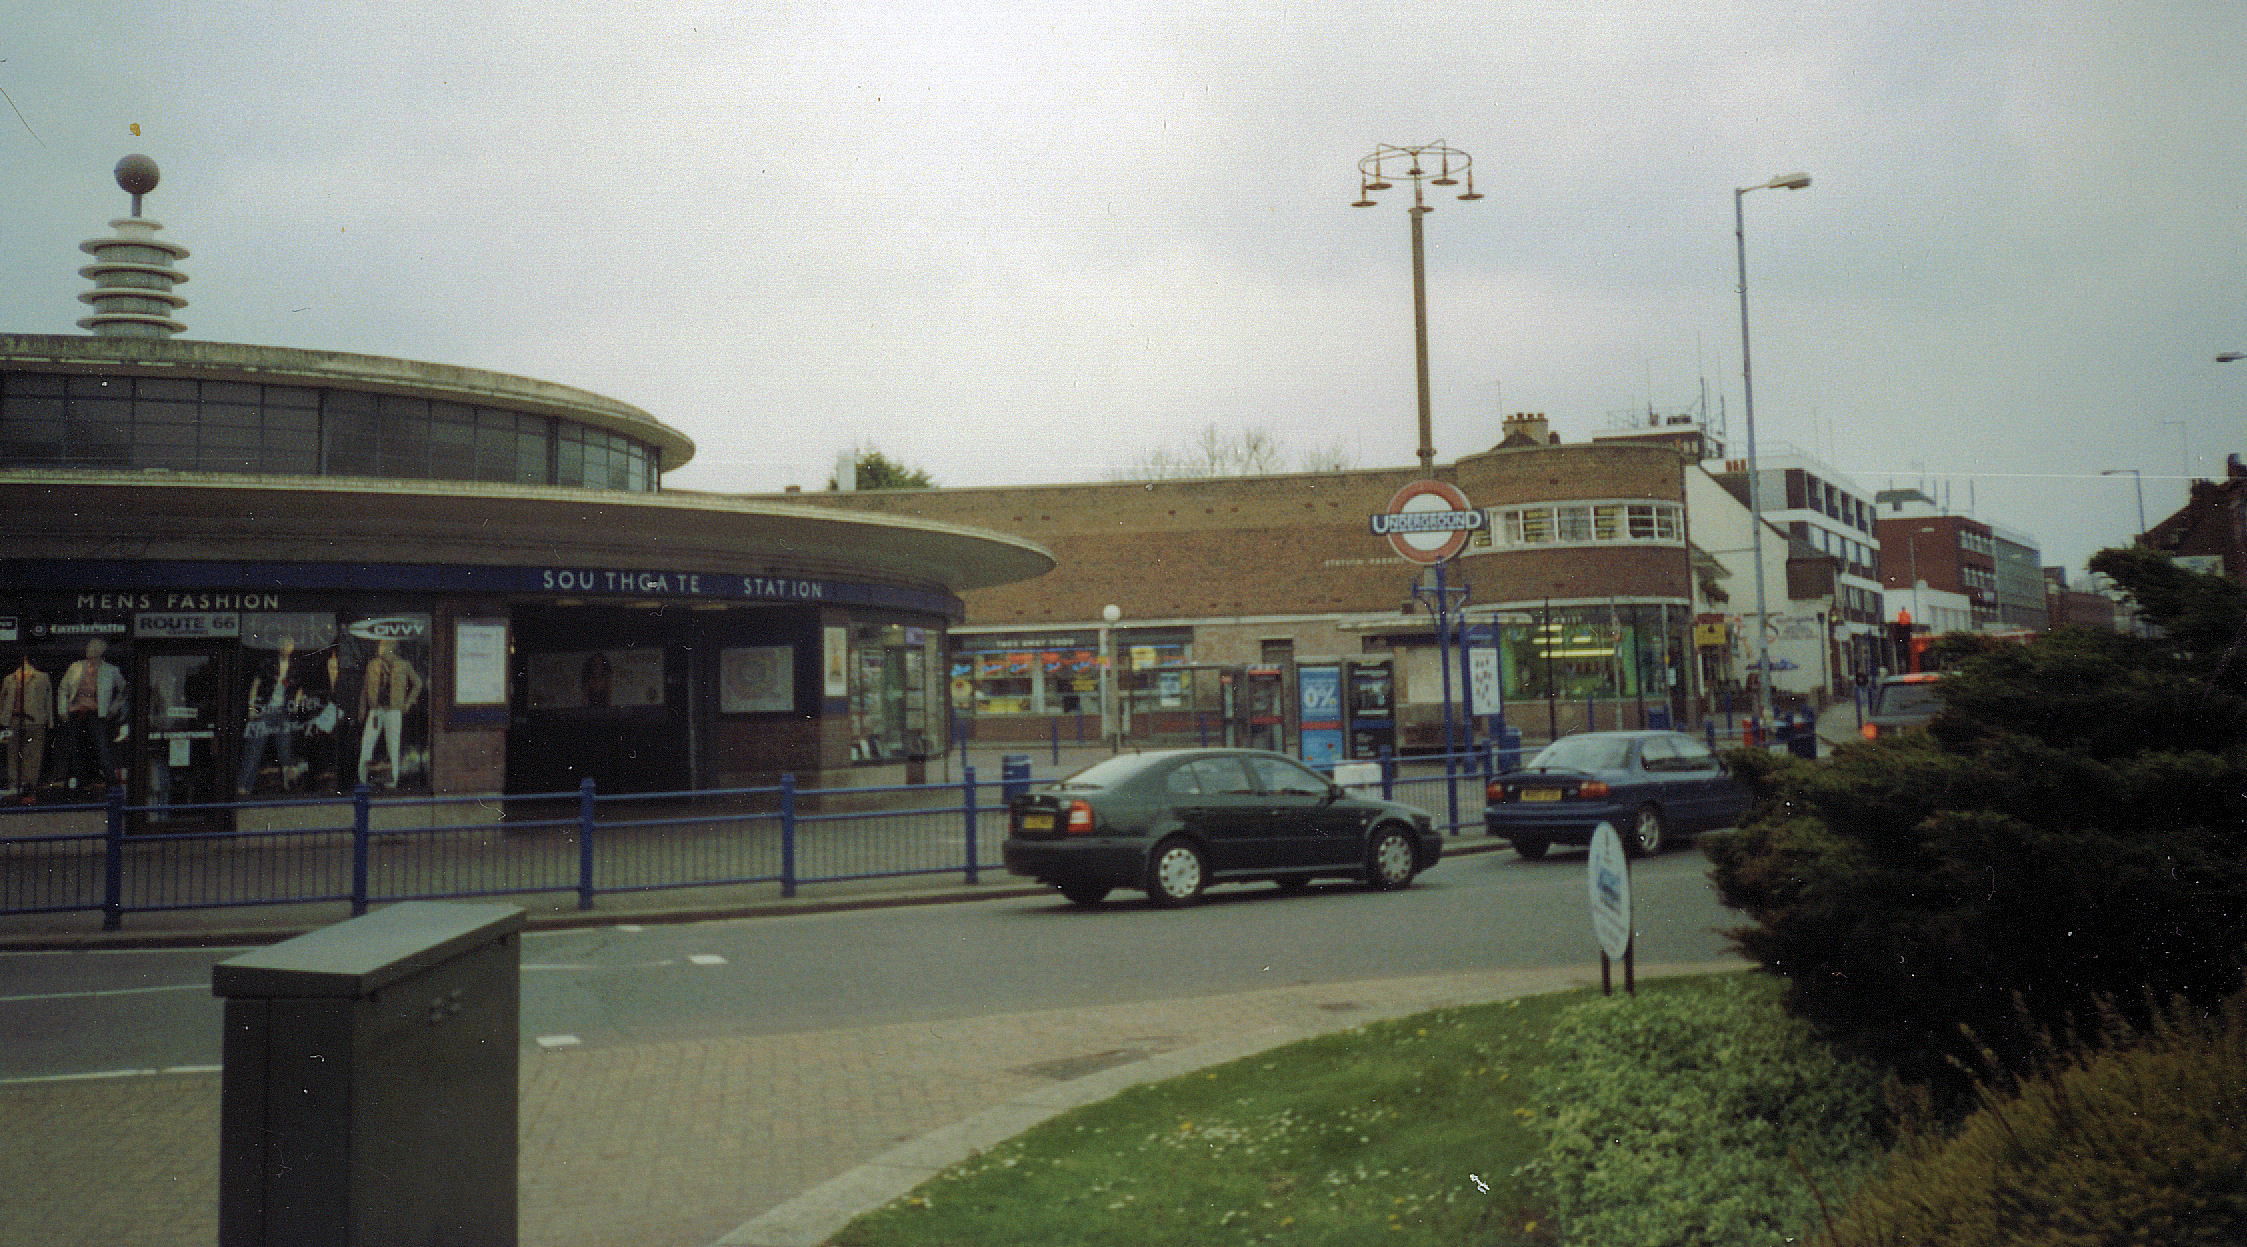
[212,901,526,1247]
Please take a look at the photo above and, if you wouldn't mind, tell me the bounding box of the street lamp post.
[2101,468,2147,539]
[1355,143,1483,476]
[1733,170,1811,725]
[1099,603,1121,752]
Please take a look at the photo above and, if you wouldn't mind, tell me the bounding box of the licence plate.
[1021,812,1054,831]
[1520,788,1563,802]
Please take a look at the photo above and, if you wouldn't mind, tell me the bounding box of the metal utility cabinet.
[212,901,526,1247]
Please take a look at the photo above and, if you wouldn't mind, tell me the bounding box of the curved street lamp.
[1354,143,1483,475]
[1733,170,1811,725]
[2101,467,2147,539]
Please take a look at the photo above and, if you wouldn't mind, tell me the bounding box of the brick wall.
[781,440,1691,625]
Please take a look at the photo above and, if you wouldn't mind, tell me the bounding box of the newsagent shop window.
[848,623,933,762]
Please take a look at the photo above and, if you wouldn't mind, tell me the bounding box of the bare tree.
[1112,424,1354,480]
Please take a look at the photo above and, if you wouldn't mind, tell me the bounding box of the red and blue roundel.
[1369,479,1482,565]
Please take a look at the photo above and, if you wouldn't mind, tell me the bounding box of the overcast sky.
[5,3,2242,577]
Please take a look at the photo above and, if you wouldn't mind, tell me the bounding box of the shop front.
[950,626,1197,744]
[1,548,997,817]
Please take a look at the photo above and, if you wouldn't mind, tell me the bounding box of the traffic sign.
[1587,822,1632,961]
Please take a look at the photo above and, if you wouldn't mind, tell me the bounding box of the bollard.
[214,902,525,1247]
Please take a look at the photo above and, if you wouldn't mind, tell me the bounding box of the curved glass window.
[0,370,658,491]
[1473,500,1682,551]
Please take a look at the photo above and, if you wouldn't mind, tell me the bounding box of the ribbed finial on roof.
[77,155,190,338]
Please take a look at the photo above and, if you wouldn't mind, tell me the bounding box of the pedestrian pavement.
[0,833,1748,1247]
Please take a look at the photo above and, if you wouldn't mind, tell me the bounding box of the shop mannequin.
[2,655,52,797]
[55,638,126,790]
[237,637,301,794]
[357,639,424,788]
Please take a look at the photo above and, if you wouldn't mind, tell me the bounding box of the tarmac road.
[0,841,1748,1247]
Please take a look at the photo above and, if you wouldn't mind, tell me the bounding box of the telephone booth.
[1344,659,1396,760]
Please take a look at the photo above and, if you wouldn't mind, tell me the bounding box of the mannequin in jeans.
[357,639,425,788]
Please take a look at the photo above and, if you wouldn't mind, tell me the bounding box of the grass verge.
[831,975,1732,1247]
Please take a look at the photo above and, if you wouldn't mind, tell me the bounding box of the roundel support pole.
[1435,559,1456,832]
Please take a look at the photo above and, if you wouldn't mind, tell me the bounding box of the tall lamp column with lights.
[1354,143,1482,475]
[1099,604,1122,752]
[1733,170,1812,724]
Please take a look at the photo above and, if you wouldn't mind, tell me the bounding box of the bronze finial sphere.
[115,154,161,197]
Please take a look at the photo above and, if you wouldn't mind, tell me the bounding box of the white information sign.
[1467,648,1501,715]
[453,620,510,707]
[1587,822,1633,961]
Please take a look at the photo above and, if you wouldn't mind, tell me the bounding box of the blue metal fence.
[2,748,1530,931]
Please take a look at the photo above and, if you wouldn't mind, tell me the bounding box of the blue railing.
[6,724,1819,932]
[0,763,1039,931]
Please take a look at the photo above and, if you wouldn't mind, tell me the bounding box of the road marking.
[522,959,680,972]
[1,1063,233,1086]
[687,953,727,966]
[0,983,206,1003]
[535,1034,583,1050]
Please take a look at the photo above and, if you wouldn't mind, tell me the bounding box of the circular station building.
[0,159,1052,812]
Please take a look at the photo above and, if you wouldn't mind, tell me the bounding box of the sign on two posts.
[1587,822,1634,996]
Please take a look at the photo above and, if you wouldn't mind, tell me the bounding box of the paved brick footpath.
[0,960,1741,1247]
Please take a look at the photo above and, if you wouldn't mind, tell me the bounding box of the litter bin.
[1787,712,1820,759]
[1001,754,1033,807]
[213,901,525,1247]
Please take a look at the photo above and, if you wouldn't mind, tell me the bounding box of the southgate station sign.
[1369,479,1483,565]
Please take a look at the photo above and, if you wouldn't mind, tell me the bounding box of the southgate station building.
[0,158,1052,811]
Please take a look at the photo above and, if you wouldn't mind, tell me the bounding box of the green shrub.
[1520,973,1889,1247]
[1825,993,2247,1245]
[1705,623,2247,1104]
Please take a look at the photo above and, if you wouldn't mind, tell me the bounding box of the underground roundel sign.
[1370,479,1483,565]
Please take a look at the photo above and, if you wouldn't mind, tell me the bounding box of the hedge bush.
[1519,973,1889,1247]
[1705,624,2247,1104]
[1825,992,2247,1245]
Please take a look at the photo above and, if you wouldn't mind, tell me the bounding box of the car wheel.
[1511,837,1550,861]
[1058,882,1110,907]
[1364,825,1419,891]
[1628,804,1666,857]
[1145,837,1207,907]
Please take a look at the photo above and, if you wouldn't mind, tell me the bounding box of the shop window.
[850,624,934,761]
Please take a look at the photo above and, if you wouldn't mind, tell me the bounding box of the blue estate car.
[1485,730,1751,859]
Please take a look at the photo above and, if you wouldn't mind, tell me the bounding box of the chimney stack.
[1500,412,1556,445]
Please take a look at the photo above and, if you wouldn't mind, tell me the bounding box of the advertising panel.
[1298,664,1343,768]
